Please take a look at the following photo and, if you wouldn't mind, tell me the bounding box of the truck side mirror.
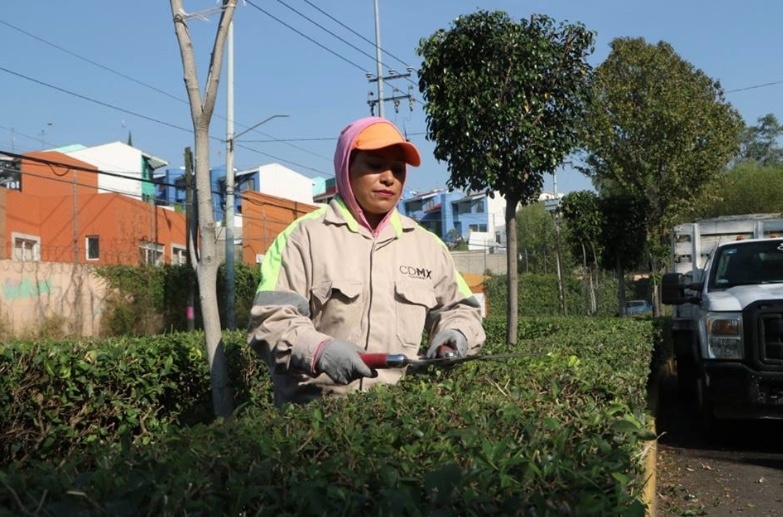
[661,272,701,305]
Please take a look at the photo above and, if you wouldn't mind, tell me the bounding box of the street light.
[224,114,288,330]
[224,21,292,330]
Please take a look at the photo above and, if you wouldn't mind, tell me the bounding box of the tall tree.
[170,0,235,418]
[598,194,648,314]
[516,202,562,275]
[560,191,602,314]
[737,113,783,166]
[689,162,783,219]
[580,38,743,314]
[417,10,594,344]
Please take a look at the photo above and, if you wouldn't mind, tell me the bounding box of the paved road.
[655,374,783,516]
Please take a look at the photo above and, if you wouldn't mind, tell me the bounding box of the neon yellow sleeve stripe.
[256,208,326,293]
[454,270,473,298]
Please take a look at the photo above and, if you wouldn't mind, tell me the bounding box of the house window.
[12,233,40,262]
[86,236,100,261]
[406,199,423,212]
[140,241,164,266]
[476,200,485,213]
[172,244,187,265]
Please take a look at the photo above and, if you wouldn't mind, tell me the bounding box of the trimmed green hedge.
[485,273,649,317]
[1,318,657,515]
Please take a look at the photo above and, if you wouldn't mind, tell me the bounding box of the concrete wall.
[451,250,507,275]
[0,188,6,259]
[0,260,108,337]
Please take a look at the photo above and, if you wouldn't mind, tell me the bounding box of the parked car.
[623,299,653,316]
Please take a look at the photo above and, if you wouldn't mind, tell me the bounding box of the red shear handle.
[437,345,458,359]
[360,353,392,369]
[360,353,409,369]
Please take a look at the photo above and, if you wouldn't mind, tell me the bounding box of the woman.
[247,117,485,405]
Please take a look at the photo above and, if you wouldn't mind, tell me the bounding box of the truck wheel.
[696,376,729,445]
[676,355,697,401]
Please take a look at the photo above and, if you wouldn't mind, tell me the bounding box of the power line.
[245,0,421,105]
[245,0,368,73]
[0,18,186,105]
[300,0,415,72]
[1,11,424,180]
[0,67,332,177]
[0,18,330,170]
[726,79,783,94]
[271,0,386,70]
[0,66,194,134]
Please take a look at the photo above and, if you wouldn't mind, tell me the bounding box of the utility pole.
[184,146,196,331]
[373,0,384,118]
[366,0,415,117]
[552,171,567,316]
[367,69,416,117]
[224,20,290,329]
[225,20,237,330]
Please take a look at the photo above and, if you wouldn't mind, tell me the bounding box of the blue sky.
[1,1,781,196]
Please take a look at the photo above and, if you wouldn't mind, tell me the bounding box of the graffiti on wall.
[3,277,53,300]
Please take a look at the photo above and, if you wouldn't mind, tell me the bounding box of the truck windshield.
[709,240,783,289]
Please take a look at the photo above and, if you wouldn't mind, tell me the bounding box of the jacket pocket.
[395,279,436,349]
[311,280,364,339]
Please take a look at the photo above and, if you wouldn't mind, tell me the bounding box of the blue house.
[399,189,505,248]
[153,165,229,220]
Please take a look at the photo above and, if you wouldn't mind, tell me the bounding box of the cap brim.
[397,142,421,167]
[352,121,422,167]
[359,141,421,167]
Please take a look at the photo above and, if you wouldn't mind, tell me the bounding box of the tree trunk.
[582,243,596,315]
[170,0,235,419]
[554,214,567,316]
[616,254,627,316]
[589,241,599,315]
[505,195,520,345]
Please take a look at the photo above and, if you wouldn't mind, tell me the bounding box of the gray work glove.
[316,339,377,385]
[426,329,468,359]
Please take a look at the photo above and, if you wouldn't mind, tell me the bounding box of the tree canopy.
[737,113,783,167]
[689,162,783,219]
[579,37,743,310]
[417,10,594,343]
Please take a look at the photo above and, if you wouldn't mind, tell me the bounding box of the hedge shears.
[360,346,530,369]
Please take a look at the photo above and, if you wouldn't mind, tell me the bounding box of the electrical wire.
[245,0,368,73]
[245,0,422,104]
[300,0,415,71]
[0,18,186,105]
[0,18,332,171]
[726,79,783,94]
[1,10,424,177]
[0,66,333,177]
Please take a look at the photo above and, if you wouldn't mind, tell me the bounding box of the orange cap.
[352,121,421,166]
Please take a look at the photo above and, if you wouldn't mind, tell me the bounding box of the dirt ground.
[654,373,783,516]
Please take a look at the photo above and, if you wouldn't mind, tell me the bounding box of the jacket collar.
[326,196,413,239]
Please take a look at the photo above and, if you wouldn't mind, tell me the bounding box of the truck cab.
[663,236,783,436]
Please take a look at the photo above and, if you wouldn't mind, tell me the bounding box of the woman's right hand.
[316,339,378,384]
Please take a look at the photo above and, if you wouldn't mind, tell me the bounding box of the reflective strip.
[256,208,326,293]
[252,290,311,317]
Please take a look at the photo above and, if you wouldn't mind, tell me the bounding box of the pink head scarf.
[333,117,420,233]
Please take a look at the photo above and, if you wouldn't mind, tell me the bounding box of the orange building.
[241,190,318,265]
[1,151,187,265]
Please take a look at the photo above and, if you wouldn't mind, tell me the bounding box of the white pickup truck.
[661,215,783,437]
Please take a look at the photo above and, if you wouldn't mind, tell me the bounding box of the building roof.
[453,192,487,204]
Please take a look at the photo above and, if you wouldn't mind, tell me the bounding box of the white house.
[63,142,168,200]
[236,163,315,205]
